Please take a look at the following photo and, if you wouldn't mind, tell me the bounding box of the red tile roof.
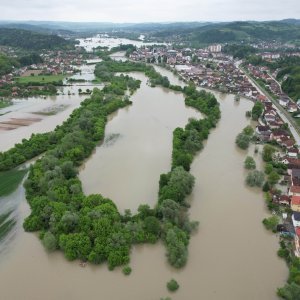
[290,186,300,194]
[291,196,300,206]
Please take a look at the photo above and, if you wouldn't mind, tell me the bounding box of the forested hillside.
[0,53,19,76]
[0,28,75,50]
[150,21,300,44]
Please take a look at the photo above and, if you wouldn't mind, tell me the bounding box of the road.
[236,62,300,146]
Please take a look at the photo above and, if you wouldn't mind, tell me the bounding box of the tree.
[158,199,181,223]
[159,167,195,204]
[243,125,254,136]
[251,101,264,120]
[60,211,79,233]
[122,266,132,275]
[262,181,270,192]
[244,156,256,169]
[165,226,188,268]
[262,216,279,232]
[61,161,77,179]
[42,231,57,251]
[262,145,276,162]
[265,163,273,174]
[246,170,264,187]
[235,133,251,150]
[278,282,300,300]
[167,279,179,292]
[59,233,91,261]
[268,171,281,186]
[143,216,161,235]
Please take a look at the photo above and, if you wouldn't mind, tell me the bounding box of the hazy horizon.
[0,0,299,23]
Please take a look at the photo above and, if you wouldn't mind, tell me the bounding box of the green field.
[0,101,12,109]
[0,169,28,197]
[16,74,65,84]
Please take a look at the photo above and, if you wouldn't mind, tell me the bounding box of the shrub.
[122,266,132,275]
[262,216,279,232]
[243,125,254,136]
[42,231,57,252]
[244,156,256,169]
[236,133,251,150]
[246,170,264,187]
[167,279,179,292]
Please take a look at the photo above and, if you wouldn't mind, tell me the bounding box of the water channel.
[0,41,288,300]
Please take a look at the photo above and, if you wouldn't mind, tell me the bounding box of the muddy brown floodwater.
[0,57,287,299]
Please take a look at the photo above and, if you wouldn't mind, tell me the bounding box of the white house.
[292,212,300,227]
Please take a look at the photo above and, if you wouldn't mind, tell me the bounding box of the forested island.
[0,58,220,271]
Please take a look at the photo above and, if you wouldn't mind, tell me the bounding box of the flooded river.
[0,64,100,152]
[0,66,287,299]
[79,71,200,212]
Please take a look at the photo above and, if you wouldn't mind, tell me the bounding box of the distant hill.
[0,23,74,36]
[149,21,300,44]
[0,20,213,33]
[0,28,76,50]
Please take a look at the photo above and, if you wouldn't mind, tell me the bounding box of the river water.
[0,64,101,152]
[0,46,288,299]
[79,71,200,213]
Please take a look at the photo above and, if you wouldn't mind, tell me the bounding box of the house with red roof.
[291,196,300,212]
[295,227,300,257]
[289,186,300,197]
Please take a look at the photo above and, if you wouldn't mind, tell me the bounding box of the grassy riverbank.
[0,169,27,197]
[0,100,12,110]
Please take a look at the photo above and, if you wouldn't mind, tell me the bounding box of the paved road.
[237,63,300,146]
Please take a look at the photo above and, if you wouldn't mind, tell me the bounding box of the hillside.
[0,53,19,76]
[280,66,300,101]
[149,21,300,44]
[0,28,76,50]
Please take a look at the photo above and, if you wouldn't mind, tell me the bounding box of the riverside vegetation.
[236,113,300,299]
[0,58,220,273]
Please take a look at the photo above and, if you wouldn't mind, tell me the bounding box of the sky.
[0,0,299,23]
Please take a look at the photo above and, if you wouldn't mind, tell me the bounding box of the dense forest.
[245,56,300,101]
[223,44,257,59]
[0,53,19,76]
[280,66,300,101]
[0,28,76,50]
[150,21,300,45]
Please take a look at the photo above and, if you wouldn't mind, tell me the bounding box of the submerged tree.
[244,156,256,169]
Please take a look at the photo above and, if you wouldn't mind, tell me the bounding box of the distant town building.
[208,44,222,53]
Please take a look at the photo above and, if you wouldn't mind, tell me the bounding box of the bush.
[243,125,254,136]
[122,266,132,275]
[246,170,264,187]
[277,282,300,299]
[244,156,256,169]
[251,101,264,120]
[236,133,251,150]
[42,231,57,252]
[262,181,270,192]
[262,216,279,232]
[262,145,276,162]
[268,171,281,186]
[167,279,179,292]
